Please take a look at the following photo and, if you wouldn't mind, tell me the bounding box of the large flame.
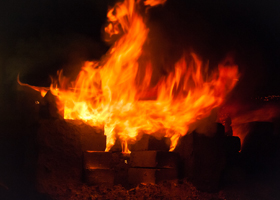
[19,0,239,153]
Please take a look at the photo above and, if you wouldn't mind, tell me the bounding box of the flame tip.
[22,0,239,152]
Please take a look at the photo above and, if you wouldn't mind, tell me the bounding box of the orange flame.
[17,75,49,97]
[231,105,280,146]
[144,0,167,6]
[19,0,239,153]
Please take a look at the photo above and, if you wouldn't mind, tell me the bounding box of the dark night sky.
[1,0,280,101]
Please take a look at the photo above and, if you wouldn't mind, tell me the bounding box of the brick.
[62,120,106,151]
[174,133,194,179]
[225,136,241,167]
[241,122,276,174]
[195,122,225,137]
[81,134,106,151]
[174,124,227,192]
[76,123,106,151]
[130,151,179,168]
[129,134,171,151]
[76,122,104,136]
[39,90,63,119]
[83,151,112,169]
[225,136,241,154]
[191,131,226,192]
[128,168,177,186]
[109,137,123,152]
[111,152,130,186]
[84,168,114,185]
[34,119,84,194]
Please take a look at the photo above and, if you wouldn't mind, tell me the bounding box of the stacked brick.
[128,134,179,186]
[174,123,228,192]
[128,151,179,186]
[83,151,114,185]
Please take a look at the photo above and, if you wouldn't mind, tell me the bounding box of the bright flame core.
[20,0,239,153]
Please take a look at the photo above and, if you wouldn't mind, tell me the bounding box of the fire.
[19,0,239,153]
[230,105,280,146]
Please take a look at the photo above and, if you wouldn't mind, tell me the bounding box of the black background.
[1,0,280,105]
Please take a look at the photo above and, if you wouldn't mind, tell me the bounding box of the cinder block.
[174,125,227,192]
[66,120,106,151]
[84,168,114,185]
[83,151,112,169]
[111,152,130,186]
[128,168,177,186]
[39,90,63,119]
[174,133,194,179]
[77,122,104,136]
[81,134,106,151]
[191,131,226,192]
[130,151,179,168]
[130,134,170,151]
[109,137,123,152]
[225,136,241,154]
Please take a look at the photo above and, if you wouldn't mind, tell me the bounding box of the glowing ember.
[18,0,239,153]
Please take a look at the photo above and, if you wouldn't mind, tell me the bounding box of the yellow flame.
[20,0,239,153]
